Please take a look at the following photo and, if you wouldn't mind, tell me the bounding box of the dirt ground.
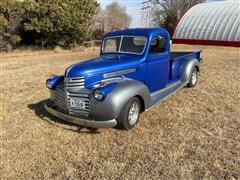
[1,45,239,179]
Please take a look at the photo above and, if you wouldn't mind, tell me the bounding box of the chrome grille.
[52,82,67,111]
[65,77,85,89]
[52,77,90,116]
[65,76,90,116]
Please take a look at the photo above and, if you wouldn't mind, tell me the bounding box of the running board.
[146,80,187,111]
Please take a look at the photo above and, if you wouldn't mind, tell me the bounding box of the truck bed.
[170,51,201,61]
[169,51,201,83]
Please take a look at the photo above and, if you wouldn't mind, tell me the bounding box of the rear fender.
[180,58,200,82]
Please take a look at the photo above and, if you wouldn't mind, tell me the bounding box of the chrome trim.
[118,35,123,52]
[44,102,117,128]
[100,77,125,85]
[150,80,181,97]
[64,76,90,116]
[103,68,136,78]
[52,83,67,111]
[64,77,85,88]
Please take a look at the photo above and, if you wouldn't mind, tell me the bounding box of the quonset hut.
[172,1,240,47]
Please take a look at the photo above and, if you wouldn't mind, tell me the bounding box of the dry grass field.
[1,45,239,179]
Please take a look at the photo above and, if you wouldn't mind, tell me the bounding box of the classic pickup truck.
[44,28,201,130]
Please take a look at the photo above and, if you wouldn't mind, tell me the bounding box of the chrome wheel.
[128,102,140,126]
[191,70,197,85]
[187,67,199,88]
[117,97,141,130]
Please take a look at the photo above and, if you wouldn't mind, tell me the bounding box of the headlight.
[94,89,104,101]
[46,80,52,89]
[45,75,64,90]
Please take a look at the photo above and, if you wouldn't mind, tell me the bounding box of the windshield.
[102,36,147,55]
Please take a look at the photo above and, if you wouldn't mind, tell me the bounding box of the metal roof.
[173,1,240,42]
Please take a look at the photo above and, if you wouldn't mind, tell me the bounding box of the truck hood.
[65,54,143,78]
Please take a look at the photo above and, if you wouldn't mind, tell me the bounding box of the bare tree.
[151,0,205,36]
[104,1,132,32]
[90,2,132,39]
[92,6,105,32]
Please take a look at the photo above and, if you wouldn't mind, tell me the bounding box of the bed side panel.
[170,52,201,82]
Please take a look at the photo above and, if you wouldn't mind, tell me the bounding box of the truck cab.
[45,28,201,130]
[101,29,171,92]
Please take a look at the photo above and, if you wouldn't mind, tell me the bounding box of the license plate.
[69,98,86,109]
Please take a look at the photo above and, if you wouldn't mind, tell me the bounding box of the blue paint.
[53,28,201,94]
[46,75,64,90]
[65,54,145,78]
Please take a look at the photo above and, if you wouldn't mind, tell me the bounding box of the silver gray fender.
[180,58,200,83]
[90,79,151,121]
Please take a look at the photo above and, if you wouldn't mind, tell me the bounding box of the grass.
[1,45,239,179]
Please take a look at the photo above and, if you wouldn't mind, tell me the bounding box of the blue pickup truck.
[45,28,201,130]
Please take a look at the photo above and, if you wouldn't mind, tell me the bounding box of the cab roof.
[104,28,169,38]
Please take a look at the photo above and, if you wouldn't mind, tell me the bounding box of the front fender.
[180,58,200,82]
[46,75,64,90]
[89,79,151,121]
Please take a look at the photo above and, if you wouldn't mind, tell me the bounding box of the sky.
[99,0,225,28]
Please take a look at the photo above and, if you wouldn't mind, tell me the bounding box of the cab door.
[146,35,170,93]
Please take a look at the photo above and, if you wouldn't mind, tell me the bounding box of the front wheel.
[116,97,141,130]
[187,67,198,88]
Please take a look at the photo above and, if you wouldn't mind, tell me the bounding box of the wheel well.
[135,95,145,112]
[195,66,199,72]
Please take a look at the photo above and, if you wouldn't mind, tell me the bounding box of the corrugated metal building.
[172,1,240,47]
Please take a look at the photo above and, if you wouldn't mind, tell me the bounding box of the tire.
[187,67,198,88]
[116,97,141,130]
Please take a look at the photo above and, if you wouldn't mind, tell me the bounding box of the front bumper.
[44,101,117,128]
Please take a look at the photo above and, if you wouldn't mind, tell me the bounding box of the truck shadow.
[27,100,101,134]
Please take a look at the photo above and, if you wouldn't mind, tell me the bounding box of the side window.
[149,36,167,55]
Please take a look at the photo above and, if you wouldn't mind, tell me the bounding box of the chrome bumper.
[44,102,117,128]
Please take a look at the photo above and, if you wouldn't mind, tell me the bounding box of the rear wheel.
[117,97,141,130]
[187,67,198,88]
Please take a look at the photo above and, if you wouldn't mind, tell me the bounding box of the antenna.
[141,0,151,28]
